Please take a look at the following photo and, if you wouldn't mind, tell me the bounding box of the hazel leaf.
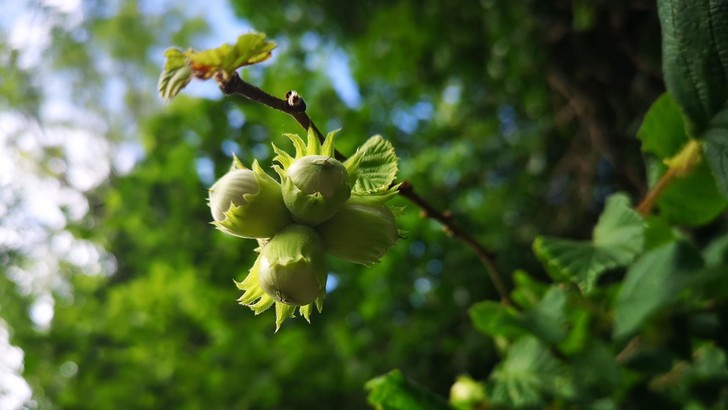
[533,193,644,293]
[346,135,399,194]
[158,48,194,100]
[188,32,276,79]
[157,33,275,100]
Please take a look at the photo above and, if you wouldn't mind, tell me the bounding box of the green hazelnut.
[209,161,292,239]
[258,224,327,306]
[282,155,351,226]
[316,203,398,265]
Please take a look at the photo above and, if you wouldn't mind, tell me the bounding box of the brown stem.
[218,72,511,304]
[397,182,510,304]
[616,336,641,364]
[636,167,678,216]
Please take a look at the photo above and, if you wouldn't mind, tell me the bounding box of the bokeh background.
[1,0,663,408]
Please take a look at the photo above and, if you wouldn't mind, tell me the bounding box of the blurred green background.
[1,0,665,408]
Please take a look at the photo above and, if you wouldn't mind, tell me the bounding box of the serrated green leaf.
[571,342,620,395]
[366,369,451,410]
[559,309,591,355]
[533,193,644,293]
[657,159,728,224]
[703,107,728,197]
[638,93,689,158]
[509,270,549,309]
[650,343,728,400]
[470,286,567,344]
[347,136,399,193]
[489,336,574,408]
[469,301,524,338]
[519,287,568,344]
[162,48,188,71]
[643,215,677,251]
[704,231,728,267]
[158,48,194,100]
[592,194,644,248]
[638,93,728,224]
[188,32,276,78]
[157,33,275,100]
[613,241,703,339]
[692,344,728,380]
[658,0,728,136]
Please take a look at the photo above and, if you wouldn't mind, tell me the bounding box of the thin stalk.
[636,168,678,216]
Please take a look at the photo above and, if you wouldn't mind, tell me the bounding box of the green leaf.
[509,270,549,309]
[533,193,644,293]
[643,215,677,251]
[346,135,399,194]
[366,370,451,410]
[637,93,690,159]
[692,344,728,380]
[519,286,568,344]
[470,286,567,345]
[489,336,574,407]
[650,344,728,399]
[571,342,620,395]
[703,107,728,196]
[704,231,728,267]
[158,48,194,100]
[613,241,703,339]
[638,93,728,224]
[157,33,276,100]
[187,32,276,78]
[469,300,526,339]
[658,0,728,136]
[657,159,728,224]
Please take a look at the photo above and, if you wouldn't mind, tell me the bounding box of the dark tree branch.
[218,72,340,160]
[397,182,510,303]
[217,71,511,305]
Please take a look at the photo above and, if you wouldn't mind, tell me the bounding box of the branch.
[218,72,511,305]
[217,72,340,160]
[397,182,510,303]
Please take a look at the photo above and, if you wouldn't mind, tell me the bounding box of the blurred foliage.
[3,0,728,409]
